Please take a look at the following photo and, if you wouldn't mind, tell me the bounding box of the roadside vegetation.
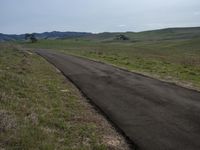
[22,37,200,90]
[0,43,129,150]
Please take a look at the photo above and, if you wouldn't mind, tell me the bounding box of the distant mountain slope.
[0,31,92,41]
[0,33,25,42]
[85,27,200,42]
[34,31,92,40]
[127,27,200,41]
[0,27,200,42]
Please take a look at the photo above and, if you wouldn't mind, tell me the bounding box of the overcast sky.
[0,0,200,34]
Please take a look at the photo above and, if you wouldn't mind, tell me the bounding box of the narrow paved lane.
[37,49,200,150]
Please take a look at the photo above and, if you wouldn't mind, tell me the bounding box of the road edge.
[35,50,138,150]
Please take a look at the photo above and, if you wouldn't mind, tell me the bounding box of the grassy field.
[2,28,199,149]
[22,36,200,89]
[0,43,129,150]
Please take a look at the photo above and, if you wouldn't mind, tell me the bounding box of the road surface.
[36,49,200,150]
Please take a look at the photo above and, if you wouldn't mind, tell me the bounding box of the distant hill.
[85,27,200,42]
[0,31,92,42]
[1,27,200,42]
[126,27,200,41]
[34,31,92,40]
[0,33,25,42]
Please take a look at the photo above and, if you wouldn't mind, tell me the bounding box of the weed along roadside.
[0,43,132,150]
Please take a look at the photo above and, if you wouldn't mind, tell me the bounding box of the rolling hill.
[85,27,200,42]
[0,31,92,42]
[0,27,200,42]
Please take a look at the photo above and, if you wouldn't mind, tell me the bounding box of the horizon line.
[1,26,200,35]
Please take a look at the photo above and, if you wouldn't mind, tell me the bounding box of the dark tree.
[25,33,37,43]
[30,34,37,43]
[25,33,31,40]
[116,34,129,40]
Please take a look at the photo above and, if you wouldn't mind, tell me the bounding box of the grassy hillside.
[22,27,200,89]
[84,27,200,42]
[0,43,129,149]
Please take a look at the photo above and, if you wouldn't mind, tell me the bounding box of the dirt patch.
[25,112,39,126]
[0,110,17,132]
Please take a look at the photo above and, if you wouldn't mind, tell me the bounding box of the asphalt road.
[36,49,200,150]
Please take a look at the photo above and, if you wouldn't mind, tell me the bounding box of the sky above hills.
[1,0,200,34]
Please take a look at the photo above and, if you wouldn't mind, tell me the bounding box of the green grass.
[0,43,116,149]
[22,37,200,89]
